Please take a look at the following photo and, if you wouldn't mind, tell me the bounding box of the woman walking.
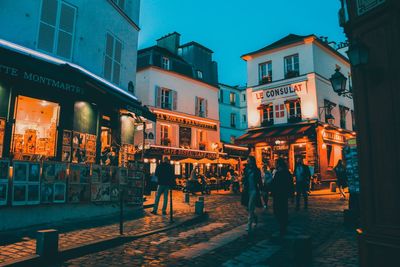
[261,165,273,209]
[271,158,294,237]
[334,160,347,199]
[241,156,263,231]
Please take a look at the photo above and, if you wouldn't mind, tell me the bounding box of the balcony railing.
[288,114,302,123]
[285,70,299,79]
[261,119,274,127]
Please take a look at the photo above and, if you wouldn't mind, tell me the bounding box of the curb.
[0,213,209,267]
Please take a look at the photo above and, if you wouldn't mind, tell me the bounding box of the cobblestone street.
[55,191,358,267]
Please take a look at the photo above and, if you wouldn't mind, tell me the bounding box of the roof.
[241,34,349,63]
[138,45,188,63]
[156,31,181,41]
[180,41,214,53]
[218,83,247,91]
[235,121,316,145]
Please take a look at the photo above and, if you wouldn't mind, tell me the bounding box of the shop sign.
[322,131,346,144]
[274,145,289,151]
[156,112,217,131]
[0,64,84,95]
[147,146,218,159]
[255,82,306,100]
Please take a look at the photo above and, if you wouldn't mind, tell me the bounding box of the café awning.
[236,122,316,145]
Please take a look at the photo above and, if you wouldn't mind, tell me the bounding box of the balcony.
[259,76,272,85]
[261,119,274,127]
[285,70,299,79]
[161,102,172,110]
[161,138,171,146]
[288,114,302,123]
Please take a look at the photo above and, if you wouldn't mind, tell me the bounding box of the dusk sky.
[138,0,346,86]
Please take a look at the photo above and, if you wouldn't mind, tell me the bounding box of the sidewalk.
[0,192,196,266]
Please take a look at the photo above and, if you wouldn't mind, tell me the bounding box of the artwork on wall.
[0,159,9,181]
[41,162,67,204]
[0,182,7,205]
[12,161,40,205]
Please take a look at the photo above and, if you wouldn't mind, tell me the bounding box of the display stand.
[0,159,9,205]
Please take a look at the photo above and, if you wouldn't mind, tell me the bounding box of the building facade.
[237,34,355,182]
[218,83,248,144]
[135,32,221,176]
[0,0,154,230]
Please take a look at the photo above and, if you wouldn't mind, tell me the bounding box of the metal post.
[141,122,146,161]
[119,188,124,235]
[169,189,174,223]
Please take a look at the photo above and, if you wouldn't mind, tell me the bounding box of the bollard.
[293,235,312,265]
[184,193,190,203]
[36,229,59,261]
[195,200,204,215]
[330,182,337,192]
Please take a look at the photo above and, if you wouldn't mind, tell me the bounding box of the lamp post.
[329,67,351,97]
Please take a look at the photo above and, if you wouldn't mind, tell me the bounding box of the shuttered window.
[195,97,208,117]
[104,33,122,85]
[37,0,76,59]
[155,86,177,110]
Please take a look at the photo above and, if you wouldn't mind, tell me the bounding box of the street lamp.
[330,67,348,95]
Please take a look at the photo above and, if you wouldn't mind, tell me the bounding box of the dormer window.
[197,70,203,79]
[162,57,170,70]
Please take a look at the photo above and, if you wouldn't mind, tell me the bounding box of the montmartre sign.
[155,112,217,131]
[255,81,306,101]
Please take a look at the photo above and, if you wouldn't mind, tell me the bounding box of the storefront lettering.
[322,131,345,143]
[156,113,217,131]
[0,64,84,95]
[147,146,218,159]
[255,82,306,100]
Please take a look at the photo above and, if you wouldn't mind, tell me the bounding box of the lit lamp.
[325,113,335,125]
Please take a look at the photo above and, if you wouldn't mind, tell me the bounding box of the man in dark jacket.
[152,157,175,215]
[294,157,311,210]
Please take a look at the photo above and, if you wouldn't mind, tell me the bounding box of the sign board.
[322,131,346,144]
[254,82,307,101]
[155,112,217,131]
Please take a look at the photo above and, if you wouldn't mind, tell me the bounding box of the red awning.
[236,123,315,145]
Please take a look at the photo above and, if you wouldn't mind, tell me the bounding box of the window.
[259,61,272,84]
[243,94,246,101]
[160,125,170,146]
[287,99,302,122]
[37,0,76,59]
[112,0,125,9]
[230,113,236,128]
[339,105,349,129]
[260,104,274,126]
[197,70,203,79]
[243,114,247,123]
[162,57,170,70]
[104,33,122,84]
[12,96,60,159]
[219,90,224,103]
[275,104,285,118]
[195,97,207,117]
[230,92,236,106]
[284,54,299,79]
[351,110,356,130]
[198,130,207,150]
[155,87,177,110]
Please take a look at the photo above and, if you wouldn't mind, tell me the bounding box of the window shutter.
[172,90,177,110]
[205,99,208,117]
[155,86,161,107]
[195,96,199,116]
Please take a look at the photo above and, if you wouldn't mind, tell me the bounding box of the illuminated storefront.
[0,40,155,209]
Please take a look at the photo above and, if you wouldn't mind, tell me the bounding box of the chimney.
[156,32,181,54]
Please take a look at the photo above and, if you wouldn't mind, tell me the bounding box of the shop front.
[0,40,155,230]
[236,121,354,184]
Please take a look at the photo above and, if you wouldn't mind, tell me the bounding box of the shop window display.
[0,159,9,205]
[0,118,5,157]
[12,96,60,160]
[12,161,40,205]
[70,132,96,164]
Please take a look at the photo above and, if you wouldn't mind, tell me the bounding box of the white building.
[218,83,248,143]
[237,34,355,182]
[135,33,221,176]
[0,0,140,92]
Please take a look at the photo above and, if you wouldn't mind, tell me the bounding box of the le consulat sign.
[254,81,306,101]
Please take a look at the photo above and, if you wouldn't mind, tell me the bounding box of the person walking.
[152,157,175,215]
[271,158,294,237]
[261,165,273,209]
[241,156,263,231]
[294,157,311,210]
[334,160,347,199]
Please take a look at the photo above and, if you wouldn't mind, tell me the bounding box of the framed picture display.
[42,162,56,183]
[28,163,40,182]
[101,166,111,183]
[13,161,28,182]
[62,130,72,146]
[12,161,41,205]
[27,184,40,204]
[53,182,66,203]
[0,159,10,181]
[41,183,53,204]
[54,163,68,182]
[0,182,7,205]
[118,168,128,185]
[68,164,90,203]
[12,184,26,205]
[91,183,111,202]
[91,165,101,183]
